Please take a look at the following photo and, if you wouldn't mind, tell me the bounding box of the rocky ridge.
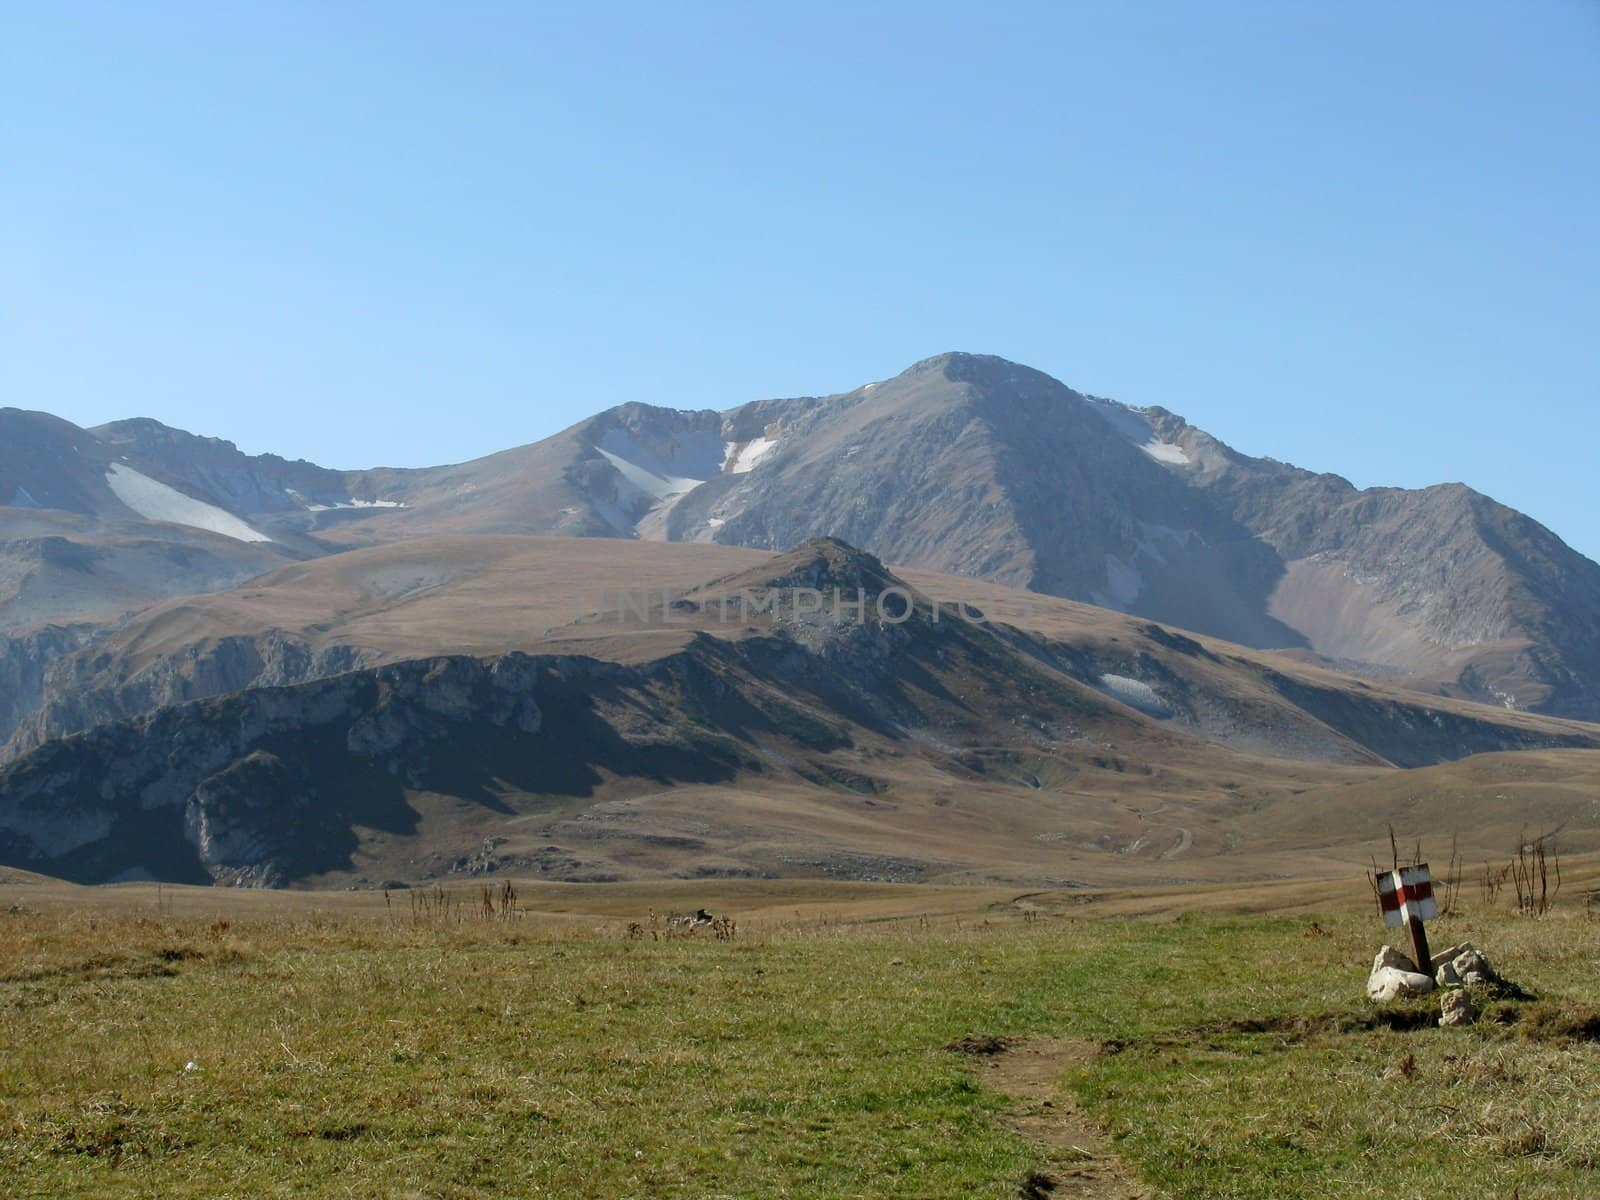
[4,541,1597,887]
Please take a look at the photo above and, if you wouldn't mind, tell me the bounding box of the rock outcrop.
[0,623,93,751]
[0,653,557,885]
[6,631,370,760]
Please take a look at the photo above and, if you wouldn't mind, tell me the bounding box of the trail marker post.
[1378,863,1437,974]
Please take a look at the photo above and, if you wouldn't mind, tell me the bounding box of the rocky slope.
[4,631,370,759]
[4,541,1597,887]
[0,622,94,755]
[0,654,550,886]
[658,354,1600,719]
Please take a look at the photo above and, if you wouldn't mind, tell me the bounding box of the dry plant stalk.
[1481,862,1510,907]
[1510,832,1561,917]
[1436,834,1463,918]
[409,884,464,925]
[479,880,518,922]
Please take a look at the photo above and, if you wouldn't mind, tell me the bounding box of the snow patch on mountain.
[1140,440,1190,465]
[594,427,726,506]
[1097,674,1172,717]
[104,464,272,543]
[1086,397,1191,466]
[723,435,777,475]
[596,448,704,502]
[304,498,407,512]
[286,486,406,512]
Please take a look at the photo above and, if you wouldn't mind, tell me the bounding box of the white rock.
[1374,945,1419,974]
[1439,989,1479,1027]
[1368,948,1434,1002]
[1368,965,1436,1002]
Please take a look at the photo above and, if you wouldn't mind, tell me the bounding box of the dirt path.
[966,1037,1150,1199]
[1160,826,1193,860]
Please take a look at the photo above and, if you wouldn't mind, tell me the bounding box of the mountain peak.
[698,537,902,599]
[904,350,996,372]
[901,350,1036,383]
[875,353,1093,415]
[93,417,242,455]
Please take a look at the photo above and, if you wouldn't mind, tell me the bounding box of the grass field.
[2,876,1598,1198]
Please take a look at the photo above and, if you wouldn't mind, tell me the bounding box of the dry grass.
[2,879,1598,1198]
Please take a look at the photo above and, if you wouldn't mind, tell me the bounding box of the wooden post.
[1407,912,1432,978]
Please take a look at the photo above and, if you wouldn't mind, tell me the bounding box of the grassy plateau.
[1,874,1597,1198]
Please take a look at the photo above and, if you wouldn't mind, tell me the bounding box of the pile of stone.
[1365,941,1501,1026]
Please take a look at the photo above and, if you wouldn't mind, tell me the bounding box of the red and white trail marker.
[1378,864,1437,927]
[1377,863,1437,973]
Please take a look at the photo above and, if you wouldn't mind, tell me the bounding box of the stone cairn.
[1366,941,1501,1026]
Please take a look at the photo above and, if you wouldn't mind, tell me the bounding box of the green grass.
[2,902,1597,1197]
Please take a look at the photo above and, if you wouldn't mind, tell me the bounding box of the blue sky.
[4,2,1598,559]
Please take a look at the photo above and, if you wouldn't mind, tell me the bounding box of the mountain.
[655,354,1600,721]
[279,397,817,546]
[3,348,1599,892]
[4,539,1597,888]
[1,407,355,538]
[8,354,1596,725]
[0,408,331,634]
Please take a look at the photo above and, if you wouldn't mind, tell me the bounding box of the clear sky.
[4,3,1597,560]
